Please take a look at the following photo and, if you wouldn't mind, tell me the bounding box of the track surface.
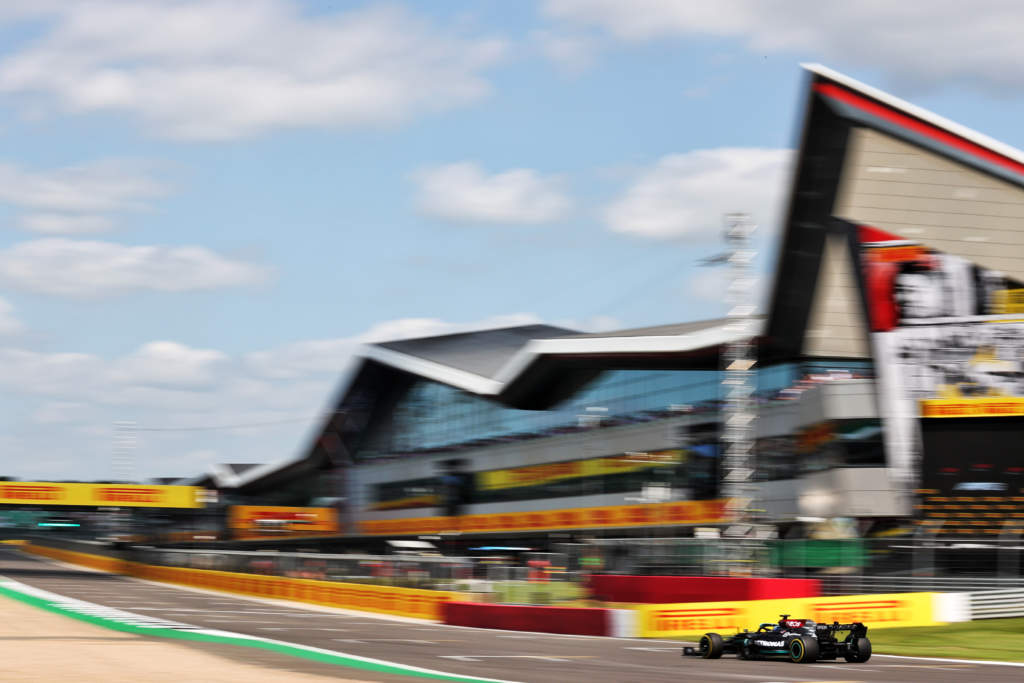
[1,548,1019,683]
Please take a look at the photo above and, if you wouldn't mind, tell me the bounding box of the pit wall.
[586,575,820,603]
[20,543,459,621]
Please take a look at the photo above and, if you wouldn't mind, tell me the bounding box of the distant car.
[682,614,871,664]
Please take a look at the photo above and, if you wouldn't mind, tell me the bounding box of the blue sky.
[2,0,1024,482]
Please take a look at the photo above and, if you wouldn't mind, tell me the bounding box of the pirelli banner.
[0,482,203,508]
[636,592,937,638]
[229,506,339,538]
[360,499,727,536]
[479,450,684,491]
[920,397,1024,418]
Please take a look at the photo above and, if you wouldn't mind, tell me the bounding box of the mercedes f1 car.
[682,614,871,664]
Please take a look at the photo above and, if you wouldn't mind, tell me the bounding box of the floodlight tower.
[720,213,758,533]
[701,213,761,573]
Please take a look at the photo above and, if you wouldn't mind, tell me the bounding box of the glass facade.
[355,361,875,462]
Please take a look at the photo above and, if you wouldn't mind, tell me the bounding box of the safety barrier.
[633,592,941,638]
[586,575,820,604]
[21,543,460,621]
[443,601,624,636]
[24,542,128,573]
[969,588,1024,619]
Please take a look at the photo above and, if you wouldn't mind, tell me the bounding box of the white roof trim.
[803,63,1024,169]
[363,345,503,396]
[493,319,763,385]
[211,463,242,489]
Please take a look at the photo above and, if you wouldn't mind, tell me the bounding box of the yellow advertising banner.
[22,544,456,621]
[920,397,1024,418]
[635,592,937,638]
[992,288,1024,314]
[359,498,727,536]
[228,506,339,538]
[479,450,684,491]
[0,482,202,508]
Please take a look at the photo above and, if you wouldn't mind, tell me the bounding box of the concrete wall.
[759,467,906,520]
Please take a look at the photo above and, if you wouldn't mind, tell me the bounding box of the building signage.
[360,498,726,536]
[920,397,1024,418]
[478,450,684,492]
[228,506,339,538]
[857,224,1024,485]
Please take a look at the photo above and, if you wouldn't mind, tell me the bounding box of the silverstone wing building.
[219,65,1024,541]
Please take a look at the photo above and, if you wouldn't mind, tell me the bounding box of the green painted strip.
[0,583,511,683]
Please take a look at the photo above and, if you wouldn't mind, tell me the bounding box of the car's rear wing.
[820,621,868,637]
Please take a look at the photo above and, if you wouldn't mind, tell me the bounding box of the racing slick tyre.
[788,635,818,663]
[843,637,872,663]
[699,633,724,659]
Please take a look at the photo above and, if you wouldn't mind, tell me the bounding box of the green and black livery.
[682,614,871,664]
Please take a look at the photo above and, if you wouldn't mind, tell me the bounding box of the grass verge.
[867,617,1024,662]
[668,618,1024,663]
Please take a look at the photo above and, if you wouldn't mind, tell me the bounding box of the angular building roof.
[233,316,758,489]
[375,324,577,380]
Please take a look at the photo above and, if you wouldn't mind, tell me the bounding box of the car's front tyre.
[699,633,724,659]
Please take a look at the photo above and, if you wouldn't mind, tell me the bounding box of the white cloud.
[414,162,571,225]
[31,401,90,425]
[0,312,546,481]
[544,0,1024,92]
[17,213,116,234]
[0,296,24,335]
[0,1,505,140]
[245,312,543,380]
[0,159,169,234]
[0,238,271,297]
[604,148,792,240]
[532,30,600,74]
[112,342,228,388]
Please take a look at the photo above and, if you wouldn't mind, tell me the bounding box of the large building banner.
[857,225,1024,486]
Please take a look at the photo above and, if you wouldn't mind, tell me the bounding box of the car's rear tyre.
[843,637,871,663]
[788,635,818,663]
[699,633,724,659]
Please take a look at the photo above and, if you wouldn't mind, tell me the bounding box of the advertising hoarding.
[857,225,1024,487]
[0,482,202,508]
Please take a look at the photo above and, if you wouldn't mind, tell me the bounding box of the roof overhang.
[230,318,760,489]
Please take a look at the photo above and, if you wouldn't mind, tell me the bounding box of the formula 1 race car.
[682,614,871,664]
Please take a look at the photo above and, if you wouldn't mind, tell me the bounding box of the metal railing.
[969,588,1024,619]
